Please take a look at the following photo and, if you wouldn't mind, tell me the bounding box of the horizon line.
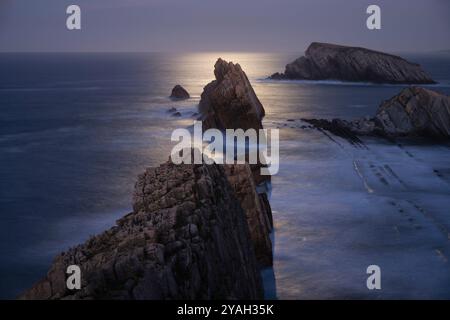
[1,48,449,55]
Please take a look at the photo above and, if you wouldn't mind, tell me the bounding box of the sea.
[1,51,450,299]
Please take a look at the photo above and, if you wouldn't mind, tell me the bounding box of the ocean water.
[1,52,450,299]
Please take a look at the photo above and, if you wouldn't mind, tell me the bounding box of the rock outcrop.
[270,42,435,84]
[198,59,274,265]
[20,157,263,300]
[304,87,450,140]
[199,58,265,131]
[198,59,271,185]
[170,85,190,99]
[374,87,450,137]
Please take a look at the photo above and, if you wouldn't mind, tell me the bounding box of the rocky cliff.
[270,42,435,84]
[304,87,450,140]
[20,157,264,300]
[198,59,274,265]
[224,164,273,267]
[199,58,265,131]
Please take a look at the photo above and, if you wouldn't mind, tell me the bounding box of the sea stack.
[21,60,275,300]
[198,58,271,185]
[270,42,435,84]
[199,58,265,131]
[198,59,274,264]
[20,156,264,300]
[170,85,190,99]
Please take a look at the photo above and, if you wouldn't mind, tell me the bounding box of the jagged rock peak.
[199,58,265,131]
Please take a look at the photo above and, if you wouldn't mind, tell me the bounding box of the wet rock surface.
[270,42,435,84]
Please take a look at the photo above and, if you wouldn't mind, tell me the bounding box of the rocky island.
[304,87,450,140]
[270,42,435,84]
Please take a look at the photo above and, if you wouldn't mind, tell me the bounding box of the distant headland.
[270,42,436,84]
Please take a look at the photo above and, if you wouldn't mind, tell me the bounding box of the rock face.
[170,85,190,99]
[224,164,273,266]
[20,158,263,300]
[270,42,435,84]
[303,87,450,140]
[199,58,265,131]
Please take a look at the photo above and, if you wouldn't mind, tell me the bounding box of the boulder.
[270,42,435,84]
[20,157,263,300]
[199,58,265,131]
[170,85,190,100]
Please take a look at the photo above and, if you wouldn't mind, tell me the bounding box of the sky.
[0,0,449,53]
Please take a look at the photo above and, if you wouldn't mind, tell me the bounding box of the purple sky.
[0,0,449,53]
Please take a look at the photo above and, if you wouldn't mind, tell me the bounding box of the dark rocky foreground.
[21,158,266,300]
[304,87,450,140]
[270,42,435,84]
[21,60,274,300]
